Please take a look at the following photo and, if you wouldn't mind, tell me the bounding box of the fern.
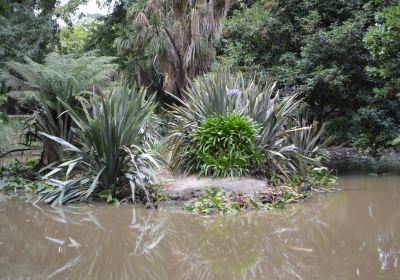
[0,52,117,163]
[1,52,117,106]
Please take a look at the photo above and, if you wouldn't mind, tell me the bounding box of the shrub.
[286,118,332,180]
[163,71,303,177]
[37,82,160,206]
[162,71,255,174]
[190,113,261,177]
[164,70,334,189]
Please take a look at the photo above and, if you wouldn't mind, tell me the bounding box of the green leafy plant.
[190,113,260,177]
[286,118,332,180]
[267,190,308,209]
[1,52,116,165]
[0,161,47,193]
[36,82,160,206]
[308,167,337,188]
[163,71,306,178]
[184,186,309,215]
[184,187,241,215]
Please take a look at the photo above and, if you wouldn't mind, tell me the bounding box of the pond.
[1,175,399,279]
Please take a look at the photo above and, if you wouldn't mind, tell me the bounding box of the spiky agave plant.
[36,82,160,206]
[246,81,302,177]
[162,71,254,174]
[163,70,306,177]
[286,118,333,179]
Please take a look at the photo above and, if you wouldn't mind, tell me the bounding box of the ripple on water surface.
[0,175,400,279]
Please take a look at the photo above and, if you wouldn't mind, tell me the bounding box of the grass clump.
[190,113,261,177]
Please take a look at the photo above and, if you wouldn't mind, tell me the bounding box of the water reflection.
[0,175,399,279]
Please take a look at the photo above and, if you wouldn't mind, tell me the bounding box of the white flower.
[226,88,241,96]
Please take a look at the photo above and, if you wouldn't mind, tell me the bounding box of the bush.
[190,113,260,177]
[163,71,302,177]
[164,71,333,183]
[37,82,160,206]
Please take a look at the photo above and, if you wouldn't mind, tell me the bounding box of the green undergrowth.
[0,160,168,207]
[184,188,241,215]
[190,113,261,178]
[0,160,49,193]
[308,167,337,188]
[184,187,309,215]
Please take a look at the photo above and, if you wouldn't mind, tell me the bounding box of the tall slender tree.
[117,0,233,100]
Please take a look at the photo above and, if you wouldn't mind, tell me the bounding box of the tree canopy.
[1,0,399,153]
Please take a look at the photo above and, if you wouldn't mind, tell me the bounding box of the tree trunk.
[136,0,232,102]
[39,138,59,167]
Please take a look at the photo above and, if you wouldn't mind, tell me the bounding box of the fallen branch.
[0,148,40,159]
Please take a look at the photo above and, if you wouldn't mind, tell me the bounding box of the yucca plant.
[36,82,159,206]
[163,70,305,177]
[0,52,117,166]
[246,82,303,177]
[163,71,258,173]
[287,118,333,179]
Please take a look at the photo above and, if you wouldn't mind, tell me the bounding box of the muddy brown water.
[1,175,400,280]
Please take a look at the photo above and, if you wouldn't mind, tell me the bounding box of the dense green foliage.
[0,0,59,113]
[2,0,399,155]
[37,83,160,206]
[191,113,260,177]
[0,0,394,207]
[217,0,399,153]
[0,0,58,66]
[1,53,116,164]
[57,21,97,55]
[218,0,382,110]
[364,4,400,98]
[164,71,328,181]
[355,4,400,154]
[83,3,126,58]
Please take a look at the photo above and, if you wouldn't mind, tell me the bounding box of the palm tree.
[1,52,116,166]
[117,0,233,101]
